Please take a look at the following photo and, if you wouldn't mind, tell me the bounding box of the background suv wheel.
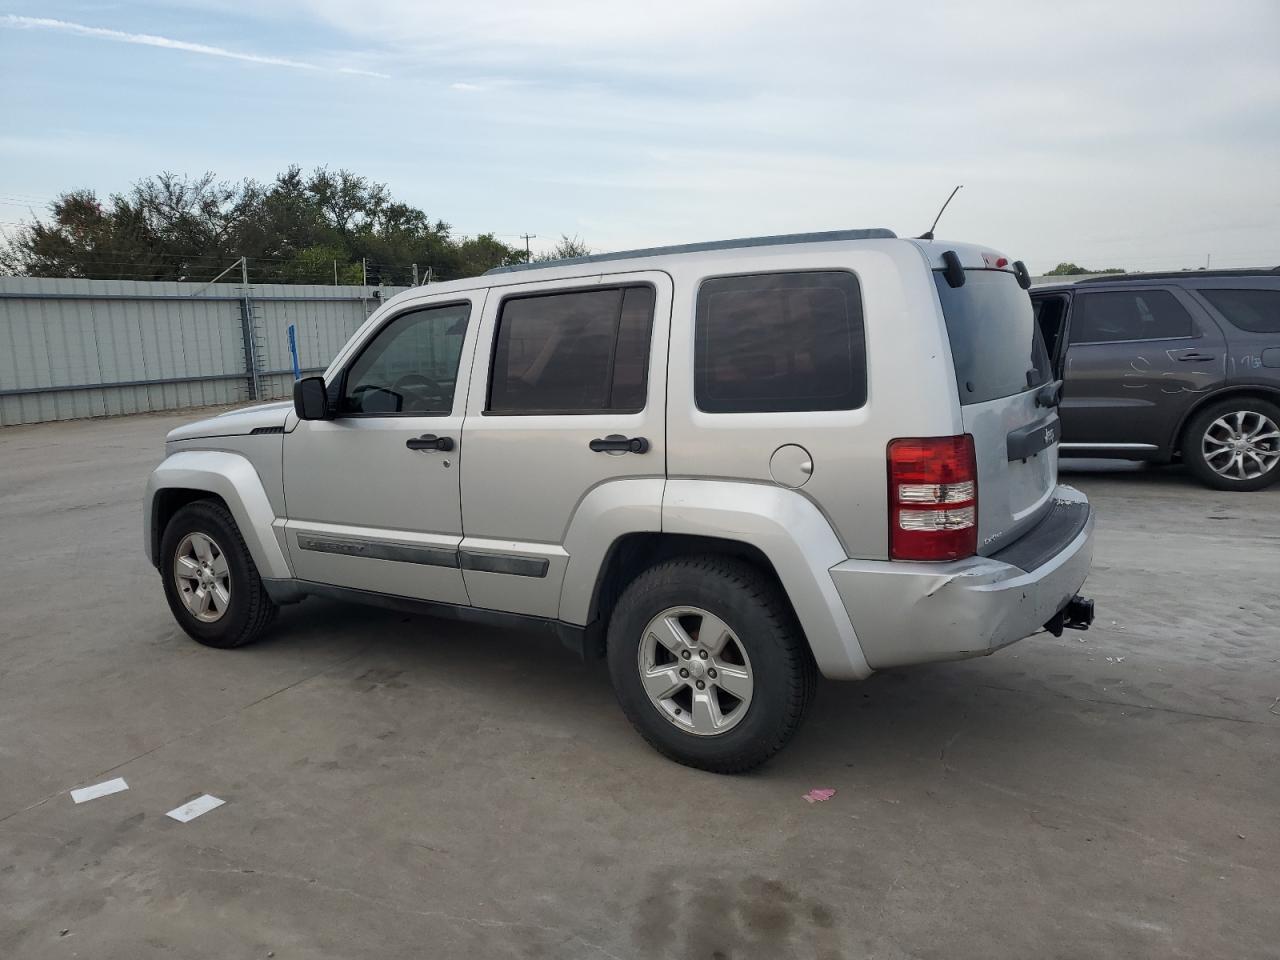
[1183,398,1280,491]
[606,555,816,773]
[160,499,277,648]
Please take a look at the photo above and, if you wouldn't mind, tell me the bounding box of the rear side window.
[934,270,1050,405]
[1199,288,1280,333]
[488,285,655,414]
[695,271,865,413]
[1069,290,1193,343]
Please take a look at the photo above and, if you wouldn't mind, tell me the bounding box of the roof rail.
[484,228,898,275]
[1073,266,1280,284]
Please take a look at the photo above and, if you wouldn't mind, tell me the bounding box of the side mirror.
[293,376,331,420]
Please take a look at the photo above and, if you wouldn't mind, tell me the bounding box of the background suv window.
[341,302,470,415]
[695,271,866,413]
[1070,290,1193,344]
[1199,288,1280,334]
[488,285,655,414]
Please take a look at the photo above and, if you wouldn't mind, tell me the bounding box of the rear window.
[933,270,1050,405]
[1199,288,1280,334]
[695,271,866,413]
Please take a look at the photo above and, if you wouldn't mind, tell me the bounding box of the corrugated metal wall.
[0,278,407,426]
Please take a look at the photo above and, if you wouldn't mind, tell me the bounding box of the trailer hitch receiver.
[1043,595,1095,637]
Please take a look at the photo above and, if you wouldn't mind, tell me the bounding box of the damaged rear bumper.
[829,485,1095,671]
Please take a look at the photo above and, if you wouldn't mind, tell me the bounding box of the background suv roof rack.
[1073,266,1280,284]
[483,228,899,275]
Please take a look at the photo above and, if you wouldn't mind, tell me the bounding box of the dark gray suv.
[1033,269,1280,490]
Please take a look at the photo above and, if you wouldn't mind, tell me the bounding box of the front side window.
[1069,290,1193,344]
[695,271,866,413]
[488,285,655,414]
[341,302,470,415]
[1199,288,1280,334]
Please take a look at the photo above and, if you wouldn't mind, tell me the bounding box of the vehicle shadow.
[261,595,1104,783]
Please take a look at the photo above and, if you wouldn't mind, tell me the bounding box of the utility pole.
[333,259,338,285]
[426,266,433,285]
[362,257,368,287]
[1206,253,1212,269]
[520,233,537,261]
[412,263,419,286]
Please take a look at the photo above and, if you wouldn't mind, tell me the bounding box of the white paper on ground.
[70,778,129,804]
[166,794,225,823]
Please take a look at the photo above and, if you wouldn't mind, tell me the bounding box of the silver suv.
[145,229,1096,772]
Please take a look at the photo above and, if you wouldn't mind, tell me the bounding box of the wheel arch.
[562,479,872,680]
[145,450,292,580]
[584,531,789,637]
[1171,385,1280,454]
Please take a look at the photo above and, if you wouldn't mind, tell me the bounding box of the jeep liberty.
[145,229,1096,771]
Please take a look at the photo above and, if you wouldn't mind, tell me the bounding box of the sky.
[1,0,1277,273]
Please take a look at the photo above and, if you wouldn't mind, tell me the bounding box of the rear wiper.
[1035,379,1064,408]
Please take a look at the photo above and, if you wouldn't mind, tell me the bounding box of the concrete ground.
[1,409,1277,960]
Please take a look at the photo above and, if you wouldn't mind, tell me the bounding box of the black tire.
[1182,397,1280,491]
[606,555,817,773]
[160,499,277,648]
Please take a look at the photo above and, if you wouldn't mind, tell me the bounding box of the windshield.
[933,270,1051,405]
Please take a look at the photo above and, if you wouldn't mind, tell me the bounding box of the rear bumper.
[830,485,1095,670]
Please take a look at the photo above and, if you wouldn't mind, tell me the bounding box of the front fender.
[144,450,292,580]
[662,480,871,680]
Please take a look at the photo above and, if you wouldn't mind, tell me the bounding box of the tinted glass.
[611,286,656,409]
[342,302,470,415]
[695,271,865,413]
[934,270,1050,405]
[1069,290,1193,343]
[1199,288,1280,334]
[488,286,654,414]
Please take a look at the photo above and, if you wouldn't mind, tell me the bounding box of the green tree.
[1045,262,1126,276]
[534,234,592,262]
[1,167,530,284]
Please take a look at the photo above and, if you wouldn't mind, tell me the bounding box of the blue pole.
[287,323,301,380]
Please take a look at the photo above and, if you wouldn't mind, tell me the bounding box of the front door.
[457,272,671,617]
[1060,286,1227,448]
[283,294,482,603]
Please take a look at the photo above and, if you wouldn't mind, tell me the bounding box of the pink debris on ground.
[803,788,836,804]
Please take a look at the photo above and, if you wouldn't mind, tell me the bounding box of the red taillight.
[887,435,978,561]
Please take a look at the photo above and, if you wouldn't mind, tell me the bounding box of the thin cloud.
[1,15,390,78]
[450,82,483,92]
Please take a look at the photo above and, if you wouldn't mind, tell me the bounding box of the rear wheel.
[606,555,816,773]
[1183,398,1280,491]
[160,500,277,648]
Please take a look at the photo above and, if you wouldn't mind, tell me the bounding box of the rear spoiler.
[940,250,1032,291]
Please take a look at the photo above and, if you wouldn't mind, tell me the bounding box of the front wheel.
[160,500,277,648]
[606,555,816,773]
[1183,399,1280,491]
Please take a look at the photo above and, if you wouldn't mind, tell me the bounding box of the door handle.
[1174,351,1214,362]
[406,434,454,452]
[589,434,650,454]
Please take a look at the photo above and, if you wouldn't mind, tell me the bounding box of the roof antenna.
[917,184,963,241]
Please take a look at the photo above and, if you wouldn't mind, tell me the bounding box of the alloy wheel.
[1202,411,1280,481]
[636,606,754,736]
[173,532,232,623]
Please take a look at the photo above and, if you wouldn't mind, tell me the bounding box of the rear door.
[457,272,670,617]
[1059,286,1226,448]
[933,268,1057,555]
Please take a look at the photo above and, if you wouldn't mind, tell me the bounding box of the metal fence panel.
[0,277,406,426]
